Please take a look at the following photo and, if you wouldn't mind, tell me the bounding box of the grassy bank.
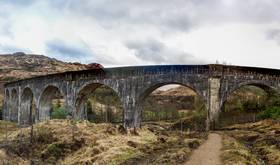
[221,120,280,165]
[0,120,207,165]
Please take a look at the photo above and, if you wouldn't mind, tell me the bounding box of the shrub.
[51,107,68,119]
[36,128,54,143]
[258,106,280,120]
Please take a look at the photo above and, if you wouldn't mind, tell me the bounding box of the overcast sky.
[0,0,280,68]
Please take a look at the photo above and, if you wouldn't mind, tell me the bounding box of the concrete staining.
[3,64,280,129]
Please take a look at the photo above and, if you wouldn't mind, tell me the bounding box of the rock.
[130,127,139,136]
[91,147,101,156]
[118,125,127,134]
[274,130,280,134]
[187,139,200,149]
[127,141,138,148]
[105,126,117,135]
[157,136,166,143]
[147,127,155,132]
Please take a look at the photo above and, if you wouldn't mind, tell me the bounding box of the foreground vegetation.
[0,120,207,165]
[221,120,280,165]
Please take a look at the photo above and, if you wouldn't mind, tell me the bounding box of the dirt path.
[186,133,222,165]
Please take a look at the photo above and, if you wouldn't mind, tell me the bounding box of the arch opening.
[39,86,66,121]
[10,89,19,122]
[219,84,280,128]
[75,83,123,124]
[139,83,207,131]
[20,88,36,125]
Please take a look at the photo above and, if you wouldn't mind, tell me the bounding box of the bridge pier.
[207,77,221,130]
[122,95,137,128]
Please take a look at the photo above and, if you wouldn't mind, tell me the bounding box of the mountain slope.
[0,52,86,81]
[0,52,87,113]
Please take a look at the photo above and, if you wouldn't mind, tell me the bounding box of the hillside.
[0,52,88,116]
[0,52,86,82]
[153,86,196,96]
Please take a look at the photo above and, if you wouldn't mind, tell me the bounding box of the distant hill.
[153,86,197,96]
[0,52,87,108]
[0,52,86,82]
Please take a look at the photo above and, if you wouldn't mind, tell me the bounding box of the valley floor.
[0,119,279,165]
[0,120,207,165]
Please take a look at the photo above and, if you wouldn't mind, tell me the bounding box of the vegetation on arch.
[220,85,280,127]
[51,100,68,119]
[141,85,208,131]
[86,86,123,123]
[258,106,280,120]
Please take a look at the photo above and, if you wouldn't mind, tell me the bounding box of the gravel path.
[185,133,222,165]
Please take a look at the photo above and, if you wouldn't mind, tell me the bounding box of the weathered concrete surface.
[208,78,221,130]
[3,64,280,129]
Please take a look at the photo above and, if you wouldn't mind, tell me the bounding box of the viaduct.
[2,64,280,130]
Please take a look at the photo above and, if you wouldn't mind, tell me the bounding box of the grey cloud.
[125,38,205,64]
[1,0,280,65]
[45,39,118,65]
[0,22,14,38]
[266,29,280,45]
[2,0,280,35]
[47,0,198,31]
[46,0,280,32]
[45,39,95,63]
[0,0,35,7]
[126,39,165,62]
[0,44,30,54]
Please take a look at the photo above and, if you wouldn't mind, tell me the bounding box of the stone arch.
[75,82,123,122]
[10,88,19,122]
[20,87,35,125]
[38,85,65,121]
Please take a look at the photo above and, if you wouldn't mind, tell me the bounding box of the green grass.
[258,106,280,120]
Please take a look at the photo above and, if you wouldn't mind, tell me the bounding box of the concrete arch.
[218,81,280,127]
[10,88,19,122]
[136,82,207,125]
[138,82,206,105]
[75,82,123,121]
[38,85,65,121]
[20,87,35,125]
[76,80,121,100]
[222,81,280,106]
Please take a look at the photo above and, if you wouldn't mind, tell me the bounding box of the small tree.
[51,107,68,119]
